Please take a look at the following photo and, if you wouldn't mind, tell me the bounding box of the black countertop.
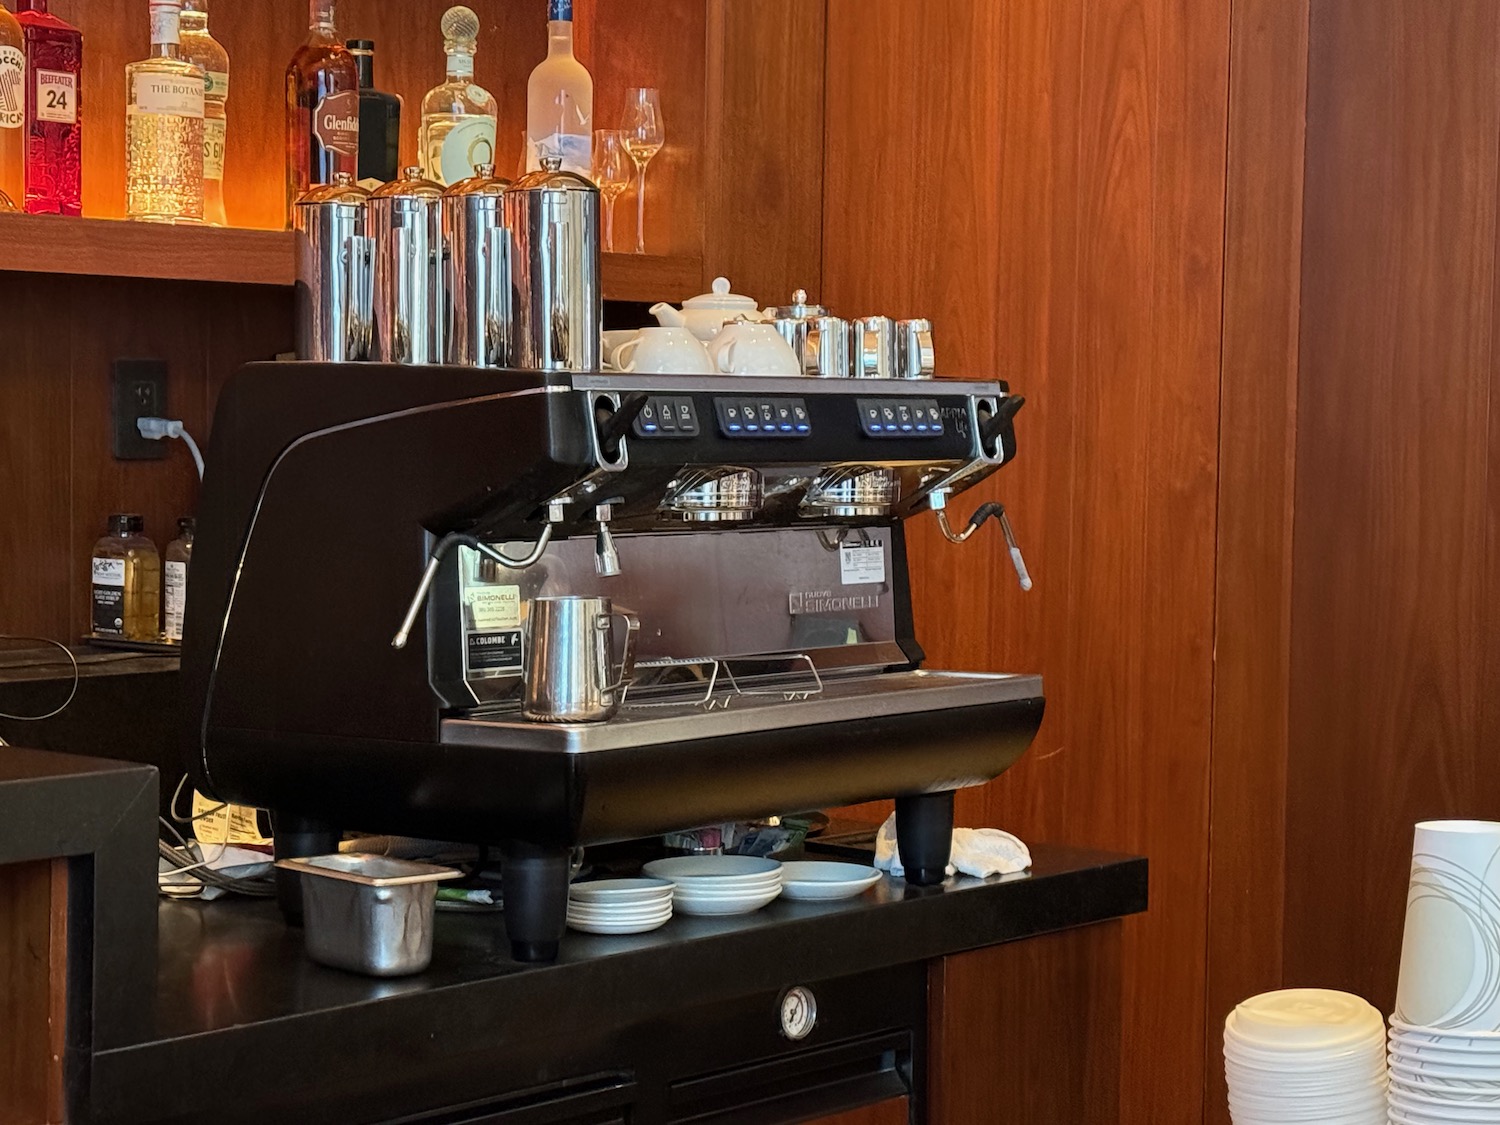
[88,843,1146,1125]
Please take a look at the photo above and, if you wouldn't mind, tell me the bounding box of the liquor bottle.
[14,0,81,216]
[163,517,194,644]
[125,0,205,223]
[419,7,497,188]
[180,0,228,226]
[285,0,358,224]
[91,515,160,642]
[525,0,591,176]
[0,4,23,207]
[347,39,400,190]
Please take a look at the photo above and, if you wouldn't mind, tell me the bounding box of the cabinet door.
[806,1098,910,1125]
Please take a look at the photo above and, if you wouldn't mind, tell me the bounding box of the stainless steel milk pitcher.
[368,168,446,365]
[522,596,639,723]
[443,163,512,367]
[294,173,374,362]
[506,157,601,371]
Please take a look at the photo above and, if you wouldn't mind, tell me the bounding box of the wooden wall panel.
[928,922,1124,1124]
[1284,0,1500,1011]
[823,2,1226,1121]
[0,860,65,1125]
[1204,2,1308,1121]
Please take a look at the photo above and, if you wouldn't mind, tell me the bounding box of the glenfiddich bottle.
[14,0,82,216]
[285,0,358,224]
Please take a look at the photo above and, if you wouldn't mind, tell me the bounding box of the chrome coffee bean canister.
[506,157,601,371]
[368,167,446,365]
[294,173,374,362]
[442,163,511,368]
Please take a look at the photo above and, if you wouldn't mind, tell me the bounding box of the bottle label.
[446,53,474,79]
[130,74,206,119]
[438,115,497,186]
[91,558,127,636]
[203,117,226,178]
[314,89,360,158]
[527,132,590,176]
[0,47,23,129]
[163,560,187,641]
[35,71,77,125]
[204,70,229,106]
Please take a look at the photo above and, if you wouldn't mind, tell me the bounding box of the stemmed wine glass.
[591,131,632,253]
[620,87,665,254]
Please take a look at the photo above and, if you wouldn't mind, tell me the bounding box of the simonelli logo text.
[788,589,880,616]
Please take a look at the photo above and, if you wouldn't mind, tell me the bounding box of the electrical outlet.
[112,359,169,460]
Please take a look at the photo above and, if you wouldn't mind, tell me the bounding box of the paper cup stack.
[1390,820,1500,1121]
[1224,989,1388,1124]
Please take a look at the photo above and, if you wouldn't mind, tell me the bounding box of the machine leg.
[502,841,570,963]
[895,790,955,885]
[271,812,341,925]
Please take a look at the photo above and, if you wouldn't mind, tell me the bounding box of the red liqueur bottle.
[14,0,81,216]
[285,0,358,224]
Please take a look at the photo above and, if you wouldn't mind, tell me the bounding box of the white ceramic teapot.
[650,277,766,343]
[708,320,803,376]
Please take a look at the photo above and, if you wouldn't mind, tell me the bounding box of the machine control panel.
[632,396,700,438]
[857,398,945,437]
[714,397,813,438]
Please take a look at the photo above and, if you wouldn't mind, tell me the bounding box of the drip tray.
[441,670,1043,755]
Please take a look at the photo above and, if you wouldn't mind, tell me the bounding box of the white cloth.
[873,812,1032,879]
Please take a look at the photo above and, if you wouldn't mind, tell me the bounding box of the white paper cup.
[1396,821,1500,1033]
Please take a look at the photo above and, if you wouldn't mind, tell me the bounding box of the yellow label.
[191,789,270,846]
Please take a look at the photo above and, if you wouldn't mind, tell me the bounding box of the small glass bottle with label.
[419,6,498,188]
[285,0,359,225]
[91,515,161,643]
[126,0,205,223]
[179,0,228,226]
[13,0,82,216]
[0,3,24,207]
[162,517,194,644]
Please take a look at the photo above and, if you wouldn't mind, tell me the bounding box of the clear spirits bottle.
[348,39,400,189]
[419,6,497,188]
[286,0,359,224]
[179,0,227,226]
[526,0,592,176]
[0,3,23,207]
[14,0,81,216]
[126,0,205,223]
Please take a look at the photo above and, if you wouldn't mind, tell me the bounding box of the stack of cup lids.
[1224,989,1388,1124]
[1389,820,1500,1121]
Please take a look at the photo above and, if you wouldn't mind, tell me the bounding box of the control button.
[725,404,740,421]
[641,403,656,422]
[657,404,676,432]
[759,404,776,424]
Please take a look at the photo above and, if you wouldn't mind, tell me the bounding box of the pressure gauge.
[779,985,818,1041]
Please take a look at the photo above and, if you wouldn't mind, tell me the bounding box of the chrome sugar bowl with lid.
[367,166,446,365]
[442,162,512,368]
[505,156,601,372]
[293,172,374,363]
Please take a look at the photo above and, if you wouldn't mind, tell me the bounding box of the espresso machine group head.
[181,362,1042,961]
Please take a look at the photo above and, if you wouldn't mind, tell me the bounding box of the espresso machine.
[187,163,1044,964]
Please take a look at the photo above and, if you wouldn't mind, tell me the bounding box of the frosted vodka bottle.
[525,0,591,175]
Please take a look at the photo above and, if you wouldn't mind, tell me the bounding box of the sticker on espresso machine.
[839,544,887,586]
[466,585,522,630]
[466,630,524,674]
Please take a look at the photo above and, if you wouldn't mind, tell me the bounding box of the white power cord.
[136,416,205,480]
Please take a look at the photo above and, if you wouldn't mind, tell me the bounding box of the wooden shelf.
[0,213,701,300]
[0,213,295,287]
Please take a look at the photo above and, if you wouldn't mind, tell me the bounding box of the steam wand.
[392,502,565,650]
[929,490,1033,592]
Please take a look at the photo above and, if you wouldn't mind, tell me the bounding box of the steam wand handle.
[930,492,1033,592]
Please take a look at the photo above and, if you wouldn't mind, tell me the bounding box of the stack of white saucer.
[1389,820,1500,1122]
[566,877,673,935]
[641,855,783,916]
[1224,989,1387,1124]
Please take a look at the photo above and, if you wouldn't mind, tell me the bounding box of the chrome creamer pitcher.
[522,597,638,723]
[294,173,374,362]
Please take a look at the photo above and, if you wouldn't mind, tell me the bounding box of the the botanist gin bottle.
[125,0,205,223]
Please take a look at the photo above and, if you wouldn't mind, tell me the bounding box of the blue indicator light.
[795,423,810,432]
[779,424,794,433]
[745,423,760,431]
[916,423,930,432]
[900,423,914,431]
[727,423,742,432]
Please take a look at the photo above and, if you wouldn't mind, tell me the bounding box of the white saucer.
[778,861,883,901]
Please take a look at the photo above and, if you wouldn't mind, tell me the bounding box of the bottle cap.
[109,514,146,536]
[177,517,196,534]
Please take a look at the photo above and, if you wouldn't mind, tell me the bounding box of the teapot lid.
[511,155,598,194]
[682,276,759,311]
[296,171,370,207]
[766,288,826,319]
[443,162,511,199]
[370,166,444,200]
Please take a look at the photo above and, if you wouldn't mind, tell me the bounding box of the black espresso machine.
[179,362,1044,960]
